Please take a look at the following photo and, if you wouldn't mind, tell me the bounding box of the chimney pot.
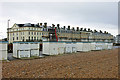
[68,25,70,30]
[40,23,42,26]
[44,22,47,28]
[77,27,79,31]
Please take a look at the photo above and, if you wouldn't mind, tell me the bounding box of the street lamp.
[7,19,10,42]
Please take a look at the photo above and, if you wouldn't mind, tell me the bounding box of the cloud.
[0,2,118,38]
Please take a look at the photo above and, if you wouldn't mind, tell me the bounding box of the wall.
[0,41,8,60]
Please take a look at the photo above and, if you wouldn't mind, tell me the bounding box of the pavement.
[7,53,16,61]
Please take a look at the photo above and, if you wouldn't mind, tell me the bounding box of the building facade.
[7,23,114,43]
[114,34,120,43]
[42,25,114,43]
[7,23,43,43]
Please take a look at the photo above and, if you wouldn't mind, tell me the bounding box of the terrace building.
[7,23,114,43]
[114,34,120,43]
[42,24,114,42]
[7,23,43,43]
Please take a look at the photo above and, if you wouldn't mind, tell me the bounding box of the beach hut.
[0,41,8,60]
[82,42,91,52]
[13,42,40,58]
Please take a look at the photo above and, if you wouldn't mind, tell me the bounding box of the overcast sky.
[0,2,118,38]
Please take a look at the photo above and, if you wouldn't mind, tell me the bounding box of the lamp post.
[8,19,10,42]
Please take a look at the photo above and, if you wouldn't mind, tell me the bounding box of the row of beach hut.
[42,42,113,55]
[0,41,113,59]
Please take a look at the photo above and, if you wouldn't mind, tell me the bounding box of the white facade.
[0,41,8,60]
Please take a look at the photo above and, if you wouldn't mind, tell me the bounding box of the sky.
[0,1,118,39]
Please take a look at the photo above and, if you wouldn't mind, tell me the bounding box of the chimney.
[91,30,93,32]
[72,27,75,31]
[52,24,55,28]
[94,29,98,33]
[68,25,70,30]
[104,31,106,33]
[37,23,39,26]
[84,28,87,31]
[44,22,47,28]
[80,28,83,31]
[57,24,60,29]
[100,30,102,33]
[77,27,79,31]
[40,23,42,26]
[63,26,66,30]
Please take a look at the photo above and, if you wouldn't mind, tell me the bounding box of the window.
[34,37,36,40]
[29,36,30,40]
[32,32,33,35]
[17,37,18,40]
[23,37,24,41]
[23,32,24,35]
[21,32,22,35]
[13,37,14,40]
[32,37,33,40]
[13,33,14,36]
[37,32,38,35]
[29,32,30,35]
[34,32,36,35]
